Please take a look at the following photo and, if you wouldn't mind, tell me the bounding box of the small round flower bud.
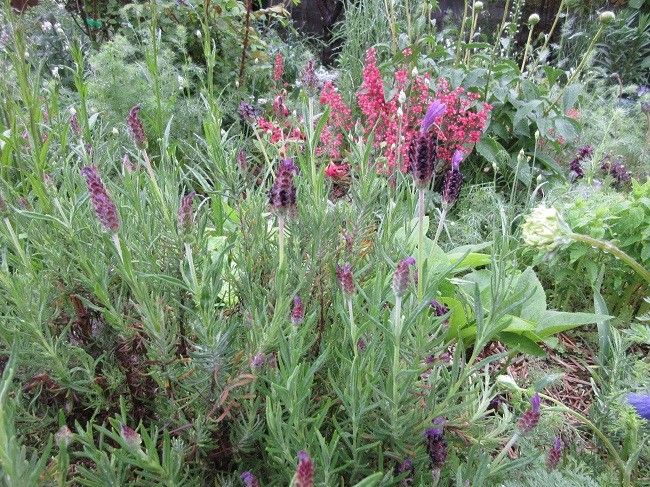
[398,90,407,104]
[120,425,142,448]
[528,13,540,25]
[55,425,73,448]
[599,11,615,24]
[521,205,570,251]
[473,1,483,11]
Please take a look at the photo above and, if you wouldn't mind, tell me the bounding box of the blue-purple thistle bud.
[81,166,120,233]
[409,132,437,188]
[177,191,196,233]
[442,151,464,205]
[546,437,563,470]
[127,105,147,149]
[420,100,446,134]
[425,417,447,469]
[269,158,298,216]
[240,471,260,487]
[393,256,416,297]
[295,450,314,487]
[628,393,650,420]
[518,393,541,433]
[336,263,355,296]
[291,296,305,325]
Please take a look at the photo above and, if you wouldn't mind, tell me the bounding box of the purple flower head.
[569,145,593,181]
[442,161,463,206]
[81,166,120,233]
[237,150,248,173]
[238,101,261,124]
[425,417,447,469]
[250,352,266,369]
[70,112,81,136]
[127,105,147,149]
[395,458,415,486]
[546,437,563,470]
[430,299,449,318]
[291,296,305,325]
[240,471,260,487]
[177,191,196,233]
[409,132,437,188]
[420,100,447,134]
[518,393,541,433]
[122,154,136,174]
[601,157,631,187]
[393,256,416,297]
[357,337,367,352]
[269,158,298,215]
[451,150,464,170]
[295,450,314,487]
[301,60,318,95]
[336,263,355,296]
[628,393,650,420]
[120,425,141,448]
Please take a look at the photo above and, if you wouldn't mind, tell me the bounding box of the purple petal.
[420,101,446,133]
[452,150,464,170]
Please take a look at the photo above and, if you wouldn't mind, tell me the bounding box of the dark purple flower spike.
[269,158,298,216]
[127,105,147,149]
[295,450,314,487]
[518,393,541,433]
[393,257,416,297]
[546,437,563,470]
[81,166,120,233]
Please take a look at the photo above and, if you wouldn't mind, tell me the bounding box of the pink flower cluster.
[355,48,433,173]
[273,53,284,84]
[257,117,303,145]
[318,82,352,159]
[431,78,492,164]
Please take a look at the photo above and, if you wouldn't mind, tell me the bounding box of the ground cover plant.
[0,0,648,485]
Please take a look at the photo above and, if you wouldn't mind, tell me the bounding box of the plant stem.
[492,431,521,467]
[348,298,356,348]
[141,150,171,224]
[278,215,286,270]
[383,0,398,54]
[417,188,425,300]
[569,233,650,284]
[391,295,402,437]
[432,205,448,247]
[519,25,534,74]
[464,7,479,63]
[456,0,470,65]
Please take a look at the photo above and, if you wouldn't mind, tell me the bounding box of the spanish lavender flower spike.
[301,60,318,95]
[601,157,631,186]
[429,299,449,317]
[295,451,314,487]
[127,105,146,149]
[250,353,266,370]
[546,437,563,470]
[238,101,261,123]
[269,158,298,216]
[393,256,416,297]
[420,100,446,134]
[291,296,305,325]
[442,150,464,205]
[409,133,437,188]
[569,145,593,181]
[628,393,650,420]
[518,393,541,433]
[81,166,120,233]
[237,150,248,173]
[336,263,355,296]
[70,112,81,136]
[425,417,447,469]
[240,471,261,487]
[177,191,196,233]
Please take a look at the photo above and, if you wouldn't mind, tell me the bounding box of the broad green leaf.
[535,310,611,338]
[351,473,384,487]
[499,332,546,356]
[501,315,537,332]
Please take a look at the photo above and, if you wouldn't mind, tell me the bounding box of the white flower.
[599,11,615,24]
[51,66,60,79]
[41,21,53,32]
[177,75,185,87]
[195,29,202,38]
[398,90,406,104]
[522,205,570,251]
[396,107,403,118]
[411,67,419,77]
[473,1,483,11]
[0,129,11,150]
[69,107,76,115]
[111,127,119,135]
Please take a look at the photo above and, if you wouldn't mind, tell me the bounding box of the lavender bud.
[518,393,541,433]
[429,299,449,318]
[177,191,196,233]
[569,145,593,181]
[392,256,416,297]
[291,296,305,325]
[336,263,355,296]
[250,353,266,370]
[395,458,415,486]
[628,393,650,420]
[127,105,147,149]
[238,101,261,124]
[301,60,318,95]
[269,158,298,216]
[81,166,120,233]
[601,157,631,187]
[409,133,437,188]
[240,471,260,487]
[295,451,314,487]
[122,154,136,174]
[120,425,142,448]
[442,151,464,205]
[356,337,367,352]
[425,417,447,469]
[237,150,248,173]
[69,112,81,136]
[546,437,563,470]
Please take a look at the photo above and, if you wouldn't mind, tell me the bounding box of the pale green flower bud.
[473,1,484,11]
[522,205,570,251]
[496,374,522,392]
[528,13,540,26]
[599,11,615,24]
